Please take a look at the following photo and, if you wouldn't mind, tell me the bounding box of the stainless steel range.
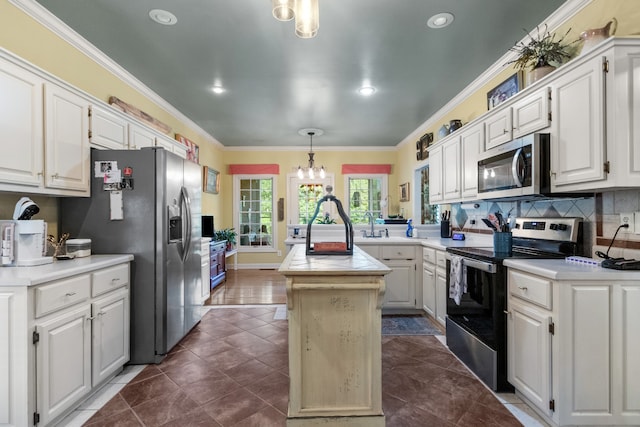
[445,217,583,391]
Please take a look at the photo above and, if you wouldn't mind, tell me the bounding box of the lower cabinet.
[507,268,640,426]
[382,260,416,308]
[0,260,130,427]
[422,262,436,318]
[201,239,211,302]
[209,240,226,291]
[434,250,447,327]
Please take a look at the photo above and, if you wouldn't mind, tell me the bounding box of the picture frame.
[487,72,522,110]
[203,166,220,194]
[399,182,410,202]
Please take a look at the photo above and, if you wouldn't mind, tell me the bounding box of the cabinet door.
[0,60,44,188]
[507,299,551,416]
[201,243,210,301]
[512,87,550,138]
[383,261,416,308]
[435,267,447,326]
[485,107,512,150]
[128,123,155,150]
[460,123,483,199]
[36,304,92,426]
[550,56,606,189]
[422,264,436,317]
[155,134,175,152]
[89,105,128,150]
[44,83,90,193]
[428,144,443,203]
[442,138,461,201]
[92,288,130,386]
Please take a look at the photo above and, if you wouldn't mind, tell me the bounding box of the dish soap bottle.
[406,219,413,237]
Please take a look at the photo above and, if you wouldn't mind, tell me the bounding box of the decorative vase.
[527,65,555,85]
[579,18,617,55]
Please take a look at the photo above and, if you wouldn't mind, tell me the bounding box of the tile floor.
[58,304,550,427]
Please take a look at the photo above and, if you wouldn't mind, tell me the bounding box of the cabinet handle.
[503,129,508,134]
[503,310,510,315]
[517,286,528,291]
[111,278,121,284]
[37,172,43,177]
[65,292,76,297]
[87,316,95,321]
[52,173,59,179]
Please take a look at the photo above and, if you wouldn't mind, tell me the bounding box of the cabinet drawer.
[35,274,91,318]
[92,263,129,297]
[381,245,415,260]
[508,270,552,309]
[423,248,436,264]
[435,251,447,269]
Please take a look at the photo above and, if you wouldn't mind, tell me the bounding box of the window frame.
[343,173,388,223]
[286,173,335,225]
[233,174,278,253]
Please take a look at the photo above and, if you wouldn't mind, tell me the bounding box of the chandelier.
[297,130,325,179]
[272,0,319,39]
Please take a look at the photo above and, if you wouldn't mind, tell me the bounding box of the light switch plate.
[620,212,635,233]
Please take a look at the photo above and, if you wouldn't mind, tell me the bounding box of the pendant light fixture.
[297,129,325,180]
[272,0,319,38]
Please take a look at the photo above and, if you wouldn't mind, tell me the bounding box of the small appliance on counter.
[65,238,92,258]
[1,198,53,266]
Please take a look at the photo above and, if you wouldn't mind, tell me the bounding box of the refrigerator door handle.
[180,186,192,262]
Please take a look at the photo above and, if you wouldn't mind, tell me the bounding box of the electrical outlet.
[277,250,282,257]
[620,212,635,233]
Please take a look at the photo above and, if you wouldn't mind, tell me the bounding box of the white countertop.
[504,258,640,281]
[0,254,134,287]
[284,234,493,251]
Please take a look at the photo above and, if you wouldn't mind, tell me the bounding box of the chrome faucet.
[364,211,375,237]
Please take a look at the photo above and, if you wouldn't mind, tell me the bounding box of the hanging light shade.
[297,130,326,179]
[294,0,319,38]
[272,0,294,21]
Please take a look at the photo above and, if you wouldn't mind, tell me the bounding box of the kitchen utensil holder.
[440,221,451,238]
[493,232,513,255]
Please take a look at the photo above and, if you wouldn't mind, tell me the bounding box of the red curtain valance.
[228,164,280,175]
[341,164,392,174]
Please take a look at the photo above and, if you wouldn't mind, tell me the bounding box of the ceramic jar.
[580,18,617,55]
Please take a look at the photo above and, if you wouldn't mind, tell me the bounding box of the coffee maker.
[1,198,53,266]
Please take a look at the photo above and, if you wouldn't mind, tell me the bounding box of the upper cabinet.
[89,105,128,150]
[460,122,484,199]
[128,122,155,150]
[0,56,90,196]
[486,86,550,150]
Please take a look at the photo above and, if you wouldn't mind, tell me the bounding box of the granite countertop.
[504,258,640,281]
[0,254,134,287]
[279,244,391,276]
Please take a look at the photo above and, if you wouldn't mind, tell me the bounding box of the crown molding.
[397,0,593,148]
[9,0,223,149]
[223,145,396,152]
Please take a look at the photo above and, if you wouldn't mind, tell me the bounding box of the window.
[345,175,387,225]
[287,175,334,224]
[234,175,276,251]
[418,166,439,224]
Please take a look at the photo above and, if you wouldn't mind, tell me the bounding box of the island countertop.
[279,244,391,276]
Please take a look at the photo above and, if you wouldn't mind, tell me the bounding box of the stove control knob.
[557,224,568,231]
[550,223,558,230]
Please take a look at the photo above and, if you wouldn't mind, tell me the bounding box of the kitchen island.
[279,244,391,426]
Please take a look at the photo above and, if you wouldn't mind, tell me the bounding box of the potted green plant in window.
[508,25,577,84]
[214,228,237,251]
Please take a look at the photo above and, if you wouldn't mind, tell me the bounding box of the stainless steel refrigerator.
[60,147,202,364]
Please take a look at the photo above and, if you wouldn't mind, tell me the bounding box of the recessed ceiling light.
[211,86,226,94]
[427,12,454,29]
[358,86,376,96]
[149,9,177,26]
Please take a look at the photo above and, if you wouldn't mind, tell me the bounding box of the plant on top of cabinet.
[508,25,577,83]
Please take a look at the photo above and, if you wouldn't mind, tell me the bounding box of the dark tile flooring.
[84,306,522,426]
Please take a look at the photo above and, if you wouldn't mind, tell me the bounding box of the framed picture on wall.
[487,72,522,110]
[399,182,410,202]
[203,166,220,194]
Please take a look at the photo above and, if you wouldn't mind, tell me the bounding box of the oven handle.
[447,252,497,274]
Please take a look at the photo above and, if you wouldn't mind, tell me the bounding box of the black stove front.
[444,217,582,392]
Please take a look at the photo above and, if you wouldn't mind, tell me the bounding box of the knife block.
[440,220,451,238]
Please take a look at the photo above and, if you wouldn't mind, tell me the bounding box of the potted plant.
[508,25,576,84]
[214,228,236,251]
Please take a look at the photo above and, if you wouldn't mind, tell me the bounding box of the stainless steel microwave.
[477,133,551,200]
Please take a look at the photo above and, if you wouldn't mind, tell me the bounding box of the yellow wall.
[394,0,640,220]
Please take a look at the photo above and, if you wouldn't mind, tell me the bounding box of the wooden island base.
[279,245,391,427]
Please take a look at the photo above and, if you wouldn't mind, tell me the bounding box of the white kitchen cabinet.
[459,122,484,199]
[380,246,418,309]
[201,239,211,302]
[507,268,640,426]
[442,137,461,201]
[128,122,155,150]
[44,82,90,194]
[422,248,436,318]
[427,143,444,203]
[89,104,128,150]
[156,134,189,159]
[0,59,44,189]
[435,250,447,327]
[35,304,92,426]
[486,87,550,150]
[91,287,129,387]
